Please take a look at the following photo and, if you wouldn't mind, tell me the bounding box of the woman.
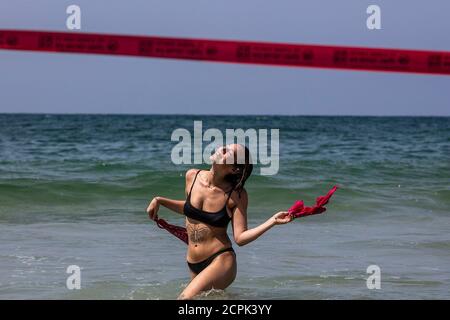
[146,144,293,299]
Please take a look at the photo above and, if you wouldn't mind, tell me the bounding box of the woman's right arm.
[156,197,185,214]
[146,197,185,220]
[147,168,198,220]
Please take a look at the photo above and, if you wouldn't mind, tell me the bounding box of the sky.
[0,0,449,116]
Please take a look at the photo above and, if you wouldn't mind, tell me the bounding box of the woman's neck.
[208,165,231,190]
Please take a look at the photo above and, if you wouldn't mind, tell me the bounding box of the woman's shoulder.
[185,168,202,185]
[230,187,248,207]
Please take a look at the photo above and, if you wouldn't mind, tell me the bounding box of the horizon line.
[0,112,449,117]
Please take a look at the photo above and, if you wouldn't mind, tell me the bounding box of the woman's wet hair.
[224,144,253,197]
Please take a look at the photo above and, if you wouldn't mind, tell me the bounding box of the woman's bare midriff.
[186,218,233,263]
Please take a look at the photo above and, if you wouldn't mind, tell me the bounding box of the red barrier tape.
[1,29,450,75]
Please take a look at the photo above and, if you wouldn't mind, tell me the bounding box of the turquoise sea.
[0,114,449,299]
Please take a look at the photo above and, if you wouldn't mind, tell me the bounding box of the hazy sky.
[0,0,449,115]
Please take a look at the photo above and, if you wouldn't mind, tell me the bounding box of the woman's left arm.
[232,190,293,247]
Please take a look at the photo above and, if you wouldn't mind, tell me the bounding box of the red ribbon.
[1,29,449,75]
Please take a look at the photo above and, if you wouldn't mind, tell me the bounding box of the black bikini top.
[183,170,233,228]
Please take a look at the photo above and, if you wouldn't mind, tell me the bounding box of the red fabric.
[288,186,338,219]
[155,217,188,244]
[1,30,450,75]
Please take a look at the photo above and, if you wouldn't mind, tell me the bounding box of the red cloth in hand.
[288,186,338,219]
[155,217,188,244]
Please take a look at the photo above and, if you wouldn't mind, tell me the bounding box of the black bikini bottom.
[187,247,235,274]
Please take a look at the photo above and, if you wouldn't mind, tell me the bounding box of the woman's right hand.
[146,197,160,220]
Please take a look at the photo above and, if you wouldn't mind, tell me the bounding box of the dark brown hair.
[224,145,253,197]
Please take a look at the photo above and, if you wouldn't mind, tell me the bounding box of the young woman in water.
[146,144,293,299]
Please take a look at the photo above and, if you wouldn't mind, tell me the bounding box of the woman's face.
[210,144,241,166]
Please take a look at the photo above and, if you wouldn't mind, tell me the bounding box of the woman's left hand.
[272,211,293,225]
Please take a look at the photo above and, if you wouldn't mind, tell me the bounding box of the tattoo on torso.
[187,224,210,244]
